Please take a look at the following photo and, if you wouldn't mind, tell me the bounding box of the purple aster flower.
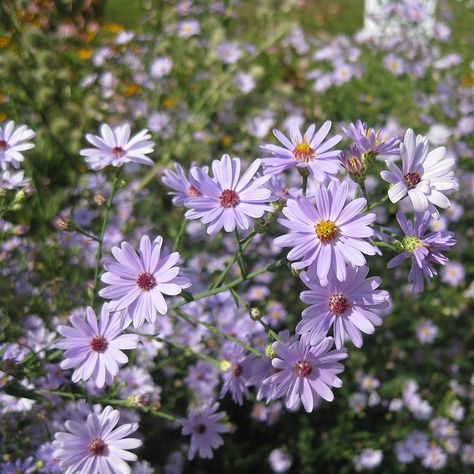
[422,446,447,470]
[263,337,347,412]
[297,265,390,349]
[181,402,230,460]
[220,343,253,405]
[388,212,456,292]
[161,162,206,206]
[99,235,191,328]
[53,405,142,473]
[342,120,400,156]
[0,120,35,170]
[416,319,438,344]
[80,123,154,170]
[56,304,138,388]
[184,154,273,234]
[0,169,30,190]
[259,121,342,180]
[441,261,465,287]
[275,180,376,283]
[380,129,457,217]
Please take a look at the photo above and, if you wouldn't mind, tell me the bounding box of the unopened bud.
[93,191,106,206]
[265,343,276,359]
[249,307,262,321]
[219,360,232,372]
[52,215,71,231]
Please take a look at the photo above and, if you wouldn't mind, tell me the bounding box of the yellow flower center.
[293,141,315,162]
[315,220,338,243]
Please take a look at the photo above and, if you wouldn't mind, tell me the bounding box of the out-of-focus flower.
[416,319,438,343]
[181,402,229,460]
[150,56,173,78]
[441,261,465,287]
[353,448,383,470]
[268,448,292,473]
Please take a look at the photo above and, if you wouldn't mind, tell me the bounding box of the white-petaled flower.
[80,123,155,170]
[0,120,35,170]
[380,129,456,217]
[0,170,30,190]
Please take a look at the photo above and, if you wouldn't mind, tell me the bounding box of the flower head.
[0,120,35,170]
[264,337,347,412]
[184,154,273,234]
[56,304,138,388]
[181,402,230,460]
[297,265,390,349]
[53,405,141,473]
[342,120,400,156]
[275,180,376,283]
[260,121,342,180]
[388,211,456,292]
[99,235,191,328]
[80,123,154,170]
[381,129,456,217]
[161,162,206,206]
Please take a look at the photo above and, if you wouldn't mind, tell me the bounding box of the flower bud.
[52,215,71,231]
[93,192,106,206]
[265,343,276,359]
[249,307,262,321]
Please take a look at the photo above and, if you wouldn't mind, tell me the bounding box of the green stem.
[174,309,263,357]
[258,319,282,342]
[73,224,100,242]
[172,218,187,252]
[372,240,398,251]
[366,195,389,211]
[91,171,121,307]
[302,173,308,196]
[211,230,257,289]
[170,258,285,311]
[234,229,248,278]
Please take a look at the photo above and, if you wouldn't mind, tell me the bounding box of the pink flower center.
[295,359,313,377]
[219,189,240,208]
[0,140,8,152]
[90,335,108,353]
[233,364,243,377]
[404,172,421,190]
[89,437,106,456]
[112,146,126,158]
[194,423,207,434]
[315,220,338,243]
[293,141,315,162]
[329,293,350,315]
[187,185,201,197]
[136,272,157,291]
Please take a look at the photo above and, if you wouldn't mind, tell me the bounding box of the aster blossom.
[184,154,273,234]
[0,120,35,170]
[80,123,154,170]
[260,121,342,180]
[297,265,390,349]
[380,128,456,217]
[342,120,400,156]
[99,235,191,328]
[53,405,141,474]
[56,304,138,388]
[388,211,456,292]
[181,402,230,460]
[263,337,347,412]
[275,180,376,283]
[161,162,207,206]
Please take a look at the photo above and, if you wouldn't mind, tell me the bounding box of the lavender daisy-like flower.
[99,235,191,328]
[275,180,376,283]
[264,337,347,412]
[260,121,342,180]
[220,343,253,405]
[53,405,142,473]
[80,123,154,170]
[0,120,35,170]
[388,211,456,292]
[297,266,390,349]
[184,154,273,234]
[161,162,206,206]
[342,120,400,156]
[56,304,138,388]
[380,129,456,216]
[181,402,230,460]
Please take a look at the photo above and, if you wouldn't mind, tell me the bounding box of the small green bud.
[265,343,276,359]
